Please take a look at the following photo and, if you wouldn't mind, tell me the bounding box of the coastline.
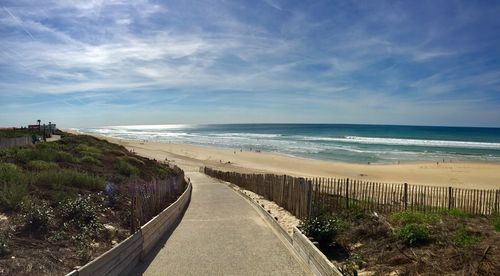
[66,129,500,190]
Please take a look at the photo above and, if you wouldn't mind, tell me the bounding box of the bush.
[6,147,75,164]
[116,159,139,177]
[0,230,11,257]
[299,215,344,248]
[493,215,500,232]
[35,142,59,150]
[0,163,29,210]
[452,224,482,247]
[19,199,54,236]
[75,144,102,158]
[397,223,430,246]
[155,164,172,179]
[55,151,76,162]
[58,194,103,236]
[79,155,102,166]
[391,211,439,225]
[342,203,366,220]
[33,169,105,190]
[442,208,471,218]
[27,160,59,171]
[123,156,145,166]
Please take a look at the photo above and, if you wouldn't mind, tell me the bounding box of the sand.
[67,130,500,190]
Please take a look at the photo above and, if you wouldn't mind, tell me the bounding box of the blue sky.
[1,0,499,127]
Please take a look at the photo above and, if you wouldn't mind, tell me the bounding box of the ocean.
[76,124,500,164]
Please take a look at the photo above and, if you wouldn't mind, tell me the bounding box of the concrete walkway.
[132,172,310,276]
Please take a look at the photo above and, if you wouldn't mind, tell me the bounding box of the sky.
[1,0,499,128]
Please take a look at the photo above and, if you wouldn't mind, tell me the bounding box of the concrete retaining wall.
[292,227,342,276]
[67,179,192,276]
[0,136,31,149]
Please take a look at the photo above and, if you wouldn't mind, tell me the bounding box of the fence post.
[495,189,499,214]
[404,183,408,210]
[306,180,313,219]
[345,178,349,209]
[448,186,453,210]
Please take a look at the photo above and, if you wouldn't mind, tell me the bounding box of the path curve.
[132,171,310,275]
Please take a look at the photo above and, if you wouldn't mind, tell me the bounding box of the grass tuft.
[397,223,430,246]
[0,163,29,210]
[492,214,500,232]
[27,160,59,171]
[79,155,102,166]
[452,224,482,247]
[33,169,105,191]
[116,158,139,177]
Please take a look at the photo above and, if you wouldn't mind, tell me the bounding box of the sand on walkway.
[66,130,500,190]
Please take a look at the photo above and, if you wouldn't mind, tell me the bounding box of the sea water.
[76,124,500,164]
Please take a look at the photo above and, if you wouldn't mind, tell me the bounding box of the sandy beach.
[67,130,500,190]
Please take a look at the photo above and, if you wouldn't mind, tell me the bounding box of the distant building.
[41,123,57,133]
[27,122,57,134]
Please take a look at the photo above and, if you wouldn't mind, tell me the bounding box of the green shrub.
[342,203,366,220]
[299,215,344,248]
[123,156,145,166]
[27,160,59,171]
[109,149,126,156]
[58,194,103,236]
[493,215,500,232]
[0,163,29,210]
[155,164,171,179]
[0,230,11,257]
[35,142,59,150]
[75,144,102,158]
[33,169,105,190]
[10,148,39,163]
[79,155,102,166]
[397,223,430,246]
[452,224,482,247]
[7,147,75,164]
[75,234,93,264]
[391,211,439,225]
[116,159,139,177]
[19,199,54,236]
[442,208,471,218]
[55,151,76,162]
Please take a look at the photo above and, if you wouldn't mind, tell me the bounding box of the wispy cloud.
[2,6,35,40]
[1,0,499,127]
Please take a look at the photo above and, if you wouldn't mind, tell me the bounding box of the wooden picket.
[203,167,499,218]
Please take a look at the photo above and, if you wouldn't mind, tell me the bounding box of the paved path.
[132,172,310,276]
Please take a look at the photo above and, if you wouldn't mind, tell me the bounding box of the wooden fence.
[0,136,31,149]
[130,165,187,232]
[203,167,500,218]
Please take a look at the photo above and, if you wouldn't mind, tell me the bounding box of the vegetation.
[492,214,500,232]
[0,133,182,274]
[302,204,499,275]
[299,215,344,249]
[397,223,430,245]
[33,169,105,191]
[116,158,139,177]
[451,224,482,247]
[0,163,29,210]
[27,160,59,171]
[19,199,54,236]
[79,155,102,166]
